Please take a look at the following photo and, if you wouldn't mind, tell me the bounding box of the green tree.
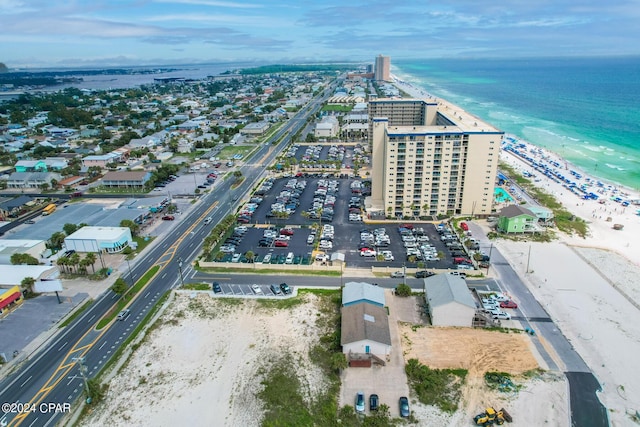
[63,223,79,236]
[69,253,81,274]
[395,283,412,297]
[85,252,97,274]
[330,352,348,373]
[120,219,140,237]
[48,232,66,250]
[10,253,39,265]
[245,250,255,263]
[21,277,36,294]
[110,277,128,296]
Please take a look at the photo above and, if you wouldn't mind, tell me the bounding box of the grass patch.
[180,282,210,291]
[256,296,305,310]
[196,266,341,277]
[96,265,160,329]
[217,145,252,160]
[127,236,155,259]
[405,358,467,413]
[58,299,94,328]
[257,290,345,426]
[259,354,315,426]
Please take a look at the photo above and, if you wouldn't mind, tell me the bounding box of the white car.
[360,249,376,257]
[231,253,242,263]
[251,284,263,294]
[492,311,511,320]
[381,251,394,261]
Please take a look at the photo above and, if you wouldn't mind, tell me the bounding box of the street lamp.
[126,259,134,286]
[178,257,185,287]
[402,263,406,287]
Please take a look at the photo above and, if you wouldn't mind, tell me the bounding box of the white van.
[285,252,294,264]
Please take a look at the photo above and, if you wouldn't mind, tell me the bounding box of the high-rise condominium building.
[368,98,503,218]
[374,55,390,82]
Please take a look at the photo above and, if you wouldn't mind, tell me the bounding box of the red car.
[460,222,469,231]
[274,240,289,247]
[500,300,518,309]
[280,228,294,236]
[453,257,471,264]
[162,215,175,221]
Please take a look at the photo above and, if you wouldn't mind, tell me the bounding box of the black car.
[369,394,379,411]
[279,283,291,294]
[258,239,273,247]
[212,282,222,293]
[415,270,435,278]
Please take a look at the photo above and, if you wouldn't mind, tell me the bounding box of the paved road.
[469,222,608,427]
[0,78,341,427]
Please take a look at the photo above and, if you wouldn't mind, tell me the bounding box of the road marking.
[87,315,95,322]
[98,341,106,350]
[58,342,68,351]
[66,378,74,386]
[27,417,38,427]
[144,291,150,298]
[20,376,32,388]
[161,273,167,279]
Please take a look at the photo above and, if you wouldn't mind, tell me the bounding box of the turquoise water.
[393,57,640,190]
[494,188,513,203]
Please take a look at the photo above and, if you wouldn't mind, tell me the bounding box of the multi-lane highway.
[0,79,339,427]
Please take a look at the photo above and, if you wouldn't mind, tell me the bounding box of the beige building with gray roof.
[341,303,391,357]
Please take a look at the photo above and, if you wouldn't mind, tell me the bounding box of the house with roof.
[14,157,68,172]
[497,205,540,234]
[240,121,270,136]
[64,226,132,254]
[4,172,61,189]
[314,116,339,138]
[341,303,391,358]
[342,281,385,307]
[82,153,121,168]
[423,274,477,327]
[0,196,35,220]
[101,171,150,188]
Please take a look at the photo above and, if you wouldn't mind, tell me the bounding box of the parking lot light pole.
[178,257,185,287]
[403,263,406,287]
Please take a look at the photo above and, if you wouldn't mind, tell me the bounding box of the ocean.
[393,56,640,190]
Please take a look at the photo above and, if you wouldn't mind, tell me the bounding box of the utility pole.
[525,244,532,274]
[126,259,134,286]
[487,242,493,274]
[72,357,91,401]
[178,257,185,287]
[402,263,406,287]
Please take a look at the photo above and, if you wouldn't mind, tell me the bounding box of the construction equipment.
[473,407,513,425]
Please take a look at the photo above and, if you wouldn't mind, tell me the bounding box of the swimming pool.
[495,187,514,203]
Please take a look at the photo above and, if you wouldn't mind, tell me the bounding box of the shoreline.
[389,71,640,193]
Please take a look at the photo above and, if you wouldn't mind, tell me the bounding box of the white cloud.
[154,0,263,8]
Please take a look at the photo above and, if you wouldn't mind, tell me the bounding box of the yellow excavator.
[473,407,513,426]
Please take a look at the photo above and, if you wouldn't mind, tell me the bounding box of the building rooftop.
[0,265,58,286]
[342,281,386,307]
[341,303,391,346]
[423,274,476,309]
[66,226,130,240]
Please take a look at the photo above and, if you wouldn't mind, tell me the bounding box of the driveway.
[340,289,413,417]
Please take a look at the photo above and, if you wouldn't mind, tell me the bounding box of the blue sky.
[1,0,639,68]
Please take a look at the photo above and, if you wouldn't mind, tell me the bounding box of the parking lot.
[210,175,481,272]
[211,281,293,297]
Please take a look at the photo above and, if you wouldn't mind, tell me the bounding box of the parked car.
[212,282,222,294]
[355,392,365,413]
[460,221,469,231]
[500,300,518,309]
[399,396,410,417]
[280,228,294,236]
[279,283,291,294]
[390,271,405,278]
[270,284,282,295]
[415,270,435,278]
[274,240,288,247]
[369,394,379,412]
[360,249,376,257]
[251,284,263,294]
[493,311,511,320]
[161,215,175,221]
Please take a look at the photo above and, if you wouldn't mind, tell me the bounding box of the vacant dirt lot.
[82,292,329,427]
[399,324,568,425]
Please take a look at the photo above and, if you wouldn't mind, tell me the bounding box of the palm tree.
[85,252,97,274]
[21,277,36,295]
[69,253,81,274]
[79,258,90,275]
[56,257,68,273]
